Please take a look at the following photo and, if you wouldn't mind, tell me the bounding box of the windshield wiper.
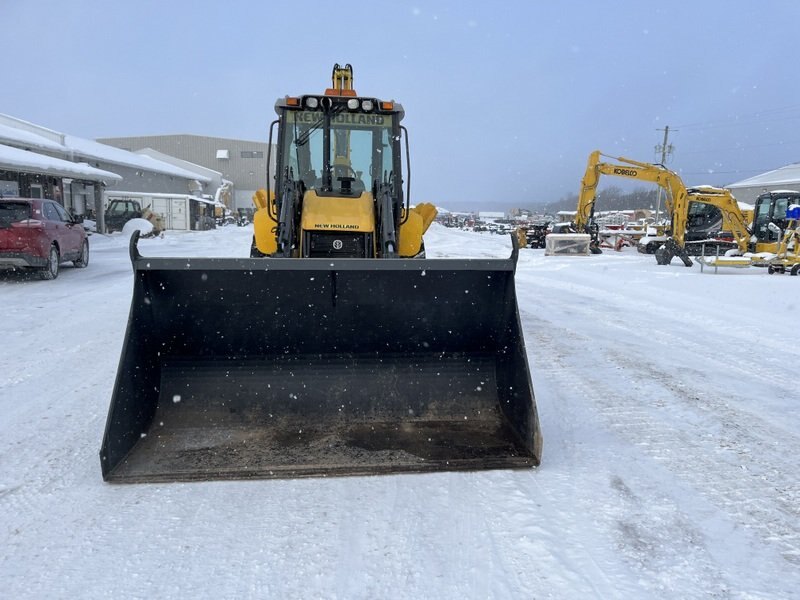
[295,104,345,147]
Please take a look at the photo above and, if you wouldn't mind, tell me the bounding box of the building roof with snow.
[64,135,212,182]
[134,148,223,181]
[0,113,211,183]
[724,162,800,203]
[0,114,69,151]
[0,144,122,183]
[727,162,800,189]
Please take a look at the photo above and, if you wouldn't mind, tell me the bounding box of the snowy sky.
[6,0,800,208]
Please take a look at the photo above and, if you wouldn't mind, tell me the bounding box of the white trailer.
[103,192,211,231]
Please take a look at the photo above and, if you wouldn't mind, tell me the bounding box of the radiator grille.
[307,231,371,258]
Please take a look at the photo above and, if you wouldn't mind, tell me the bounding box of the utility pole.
[654,125,675,224]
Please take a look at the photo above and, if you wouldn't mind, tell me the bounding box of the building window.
[0,179,20,196]
[216,149,230,159]
[241,151,264,159]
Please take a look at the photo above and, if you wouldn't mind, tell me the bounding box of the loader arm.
[375,180,399,257]
[276,170,303,257]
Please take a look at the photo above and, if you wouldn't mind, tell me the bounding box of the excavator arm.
[574,151,750,266]
[576,151,684,231]
[675,187,752,253]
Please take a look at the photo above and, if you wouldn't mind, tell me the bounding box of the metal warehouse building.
[98,134,275,210]
[726,162,800,204]
[1,113,220,233]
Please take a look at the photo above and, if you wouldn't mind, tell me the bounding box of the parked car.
[0,197,89,280]
[104,198,143,232]
[104,198,163,235]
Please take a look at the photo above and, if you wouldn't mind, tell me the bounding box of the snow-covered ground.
[1,223,798,599]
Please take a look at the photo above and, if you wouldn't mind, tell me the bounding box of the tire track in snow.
[526,365,751,594]
[601,345,800,565]
[516,269,796,396]
[524,335,736,596]
[522,307,800,584]
[551,289,794,417]
[469,471,634,599]
[518,272,800,543]
[323,473,534,599]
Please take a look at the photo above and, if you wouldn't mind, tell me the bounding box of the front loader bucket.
[100,233,542,482]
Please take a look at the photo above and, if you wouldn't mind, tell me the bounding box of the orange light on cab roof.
[380,101,394,110]
[286,97,300,106]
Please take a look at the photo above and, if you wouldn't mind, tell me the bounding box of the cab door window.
[754,196,776,242]
[774,197,789,228]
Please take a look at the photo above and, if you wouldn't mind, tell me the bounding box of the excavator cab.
[99,65,542,482]
[752,191,800,252]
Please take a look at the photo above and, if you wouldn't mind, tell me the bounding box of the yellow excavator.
[99,65,542,482]
[561,151,753,266]
[750,193,800,274]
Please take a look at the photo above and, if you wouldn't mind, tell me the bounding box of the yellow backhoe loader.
[99,65,542,482]
[556,151,753,266]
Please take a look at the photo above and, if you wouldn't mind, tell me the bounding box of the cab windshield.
[754,193,797,242]
[283,109,395,196]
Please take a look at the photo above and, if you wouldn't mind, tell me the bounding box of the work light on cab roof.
[284,64,394,114]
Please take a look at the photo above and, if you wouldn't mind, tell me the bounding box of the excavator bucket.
[100,232,542,482]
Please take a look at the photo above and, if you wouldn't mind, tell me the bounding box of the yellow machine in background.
[750,200,800,274]
[750,190,800,253]
[558,151,753,266]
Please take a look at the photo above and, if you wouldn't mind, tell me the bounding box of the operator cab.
[752,190,800,250]
[684,201,723,242]
[263,64,412,259]
[274,95,405,200]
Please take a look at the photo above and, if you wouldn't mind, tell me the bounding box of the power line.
[674,104,800,131]
[680,168,777,176]
[679,115,800,132]
[653,126,675,222]
[679,139,800,156]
